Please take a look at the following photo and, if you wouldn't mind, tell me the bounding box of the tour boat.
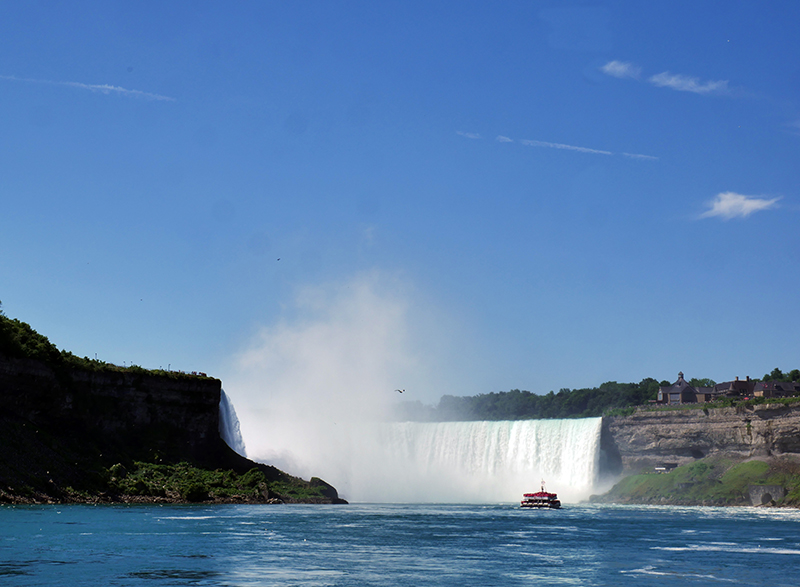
[520,481,561,509]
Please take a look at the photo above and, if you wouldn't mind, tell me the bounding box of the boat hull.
[520,488,561,509]
[520,500,561,509]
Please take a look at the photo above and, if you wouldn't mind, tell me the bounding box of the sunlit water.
[2,503,800,586]
[248,418,603,503]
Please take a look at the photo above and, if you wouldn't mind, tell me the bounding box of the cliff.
[602,403,800,475]
[594,403,800,506]
[0,354,223,462]
[0,353,345,504]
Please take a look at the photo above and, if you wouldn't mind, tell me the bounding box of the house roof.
[754,381,799,393]
[714,379,754,393]
[660,373,697,396]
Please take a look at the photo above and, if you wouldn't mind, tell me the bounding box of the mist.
[223,272,602,503]
[223,272,444,493]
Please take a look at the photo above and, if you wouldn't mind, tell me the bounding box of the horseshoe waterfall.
[383,418,603,502]
[248,417,605,504]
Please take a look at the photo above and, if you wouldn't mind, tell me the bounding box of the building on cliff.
[753,380,800,398]
[655,372,784,405]
[657,372,697,405]
[714,377,754,398]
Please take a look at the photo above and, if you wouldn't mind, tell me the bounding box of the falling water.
[382,418,602,501]
[252,417,603,503]
[219,389,247,457]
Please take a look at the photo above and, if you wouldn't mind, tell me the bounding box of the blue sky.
[2,2,799,407]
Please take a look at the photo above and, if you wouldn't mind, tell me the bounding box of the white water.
[248,417,603,504]
[219,389,247,457]
[381,419,603,502]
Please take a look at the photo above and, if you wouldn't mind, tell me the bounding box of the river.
[2,503,800,586]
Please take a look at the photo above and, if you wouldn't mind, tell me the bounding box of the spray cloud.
[223,272,602,502]
[225,272,438,486]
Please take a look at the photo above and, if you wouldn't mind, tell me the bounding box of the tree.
[764,368,785,381]
[689,378,716,387]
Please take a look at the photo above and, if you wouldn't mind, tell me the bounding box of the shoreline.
[0,489,343,506]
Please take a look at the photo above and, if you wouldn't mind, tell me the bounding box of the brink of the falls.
[247,417,603,503]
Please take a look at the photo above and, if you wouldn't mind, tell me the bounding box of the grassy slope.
[0,413,341,505]
[0,309,343,504]
[593,456,800,507]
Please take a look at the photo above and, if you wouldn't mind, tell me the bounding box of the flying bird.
[395,389,405,393]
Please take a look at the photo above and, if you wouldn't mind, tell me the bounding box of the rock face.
[602,403,800,474]
[0,353,346,503]
[748,484,785,506]
[0,354,222,464]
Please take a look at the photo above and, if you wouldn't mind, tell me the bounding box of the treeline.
[762,367,800,382]
[0,302,94,369]
[395,369,800,422]
[395,379,662,421]
[0,302,208,380]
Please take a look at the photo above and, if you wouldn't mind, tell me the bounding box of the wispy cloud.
[622,152,659,161]
[600,60,730,96]
[456,131,481,139]
[0,75,176,101]
[519,138,613,156]
[700,191,780,220]
[648,72,729,95]
[466,132,657,160]
[600,60,641,79]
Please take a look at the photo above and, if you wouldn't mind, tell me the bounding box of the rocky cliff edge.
[0,354,346,504]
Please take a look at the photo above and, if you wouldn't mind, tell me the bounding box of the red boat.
[521,481,561,509]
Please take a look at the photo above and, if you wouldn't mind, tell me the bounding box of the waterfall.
[250,417,603,503]
[381,418,602,502]
[219,389,247,457]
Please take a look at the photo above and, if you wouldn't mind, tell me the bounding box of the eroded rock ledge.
[0,354,346,504]
[602,403,800,475]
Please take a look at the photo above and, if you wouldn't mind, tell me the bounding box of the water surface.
[2,503,799,586]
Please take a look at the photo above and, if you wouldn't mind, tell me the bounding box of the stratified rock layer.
[603,403,800,474]
[0,355,222,464]
[0,353,346,503]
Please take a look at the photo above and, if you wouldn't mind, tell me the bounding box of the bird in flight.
[395,389,405,393]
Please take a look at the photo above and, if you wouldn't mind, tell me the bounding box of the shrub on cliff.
[0,307,61,364]
[0,304,215,380]
[181,482,209,502]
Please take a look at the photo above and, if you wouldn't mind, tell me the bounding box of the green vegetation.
[102,462,333,503]
[594,456,800,507]
[763,367,800,383]
[408,379,663,421]
[688,377,717,387]
[106,462,265,501]
[0,302,343,504]
[395,366,799,421]
[635,395,800,414]
[0,459,339,504]
[0,407,341,504]
[0,301,212,380]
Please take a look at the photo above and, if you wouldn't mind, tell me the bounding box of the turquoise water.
[2,503,800,586]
